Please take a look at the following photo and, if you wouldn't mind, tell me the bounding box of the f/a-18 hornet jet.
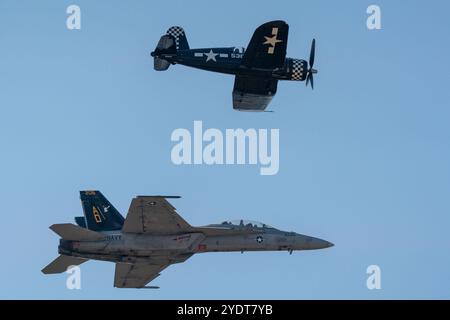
[42,191,333,288]
[150,20,317,111]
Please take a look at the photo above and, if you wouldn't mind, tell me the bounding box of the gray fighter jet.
[42,191,334,288]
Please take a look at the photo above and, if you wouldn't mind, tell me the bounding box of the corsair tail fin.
[151,26,189,71]
[80,191,124,231]
[166,26,189,50]
[41,255,88,274]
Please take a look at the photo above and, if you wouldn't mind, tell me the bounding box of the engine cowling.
[288,58,307,81]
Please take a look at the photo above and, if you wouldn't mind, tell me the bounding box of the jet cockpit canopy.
[220,220,274,229]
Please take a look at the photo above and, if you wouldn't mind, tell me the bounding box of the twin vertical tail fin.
[152,26,189,71]
[79,191,125,232]
[43,190,123,275]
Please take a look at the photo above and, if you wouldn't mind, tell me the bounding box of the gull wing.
[241,20,288,69]
[232,76,278,111]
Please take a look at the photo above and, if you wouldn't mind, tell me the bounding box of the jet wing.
[122,196,192,234]
[232,75,278,111]
[241,20,288,69]
[114,262,168,288]
[114,254,194,288]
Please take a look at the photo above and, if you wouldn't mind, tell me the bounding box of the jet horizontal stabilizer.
[136,195,181,198]
[41,255,88,274]
[50,223,106,241]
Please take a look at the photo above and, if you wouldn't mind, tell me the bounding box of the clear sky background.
[0,0,449,299]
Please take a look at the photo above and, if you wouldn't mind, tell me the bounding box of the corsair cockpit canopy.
[233,47,246,54]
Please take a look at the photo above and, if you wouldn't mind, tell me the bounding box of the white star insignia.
[263,35,282,47]
[204,49,218,62]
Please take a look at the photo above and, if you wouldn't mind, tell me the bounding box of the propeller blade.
[305,73,314,90]
[309,39,316,68]
[305,39,317,90]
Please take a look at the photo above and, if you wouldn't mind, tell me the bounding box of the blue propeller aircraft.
[151,20,317,111]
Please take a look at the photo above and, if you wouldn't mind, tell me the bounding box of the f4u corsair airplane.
[42,191,333,288]
[151,20,317,111]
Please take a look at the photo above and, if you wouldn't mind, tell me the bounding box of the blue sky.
[0,0,449,299]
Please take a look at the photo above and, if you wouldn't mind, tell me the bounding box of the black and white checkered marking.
[291,59,304,81]
[166,26,185,50]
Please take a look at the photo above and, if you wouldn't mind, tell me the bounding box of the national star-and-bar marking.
[204,49,218,62]
[263,27,282,54]
[194,50,221,62]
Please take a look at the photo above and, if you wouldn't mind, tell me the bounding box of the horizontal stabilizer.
[50,223,105,241]
[156,35,176,51]
[41,255,88,274]
[154,57,170,71]
[136,195,180,198]
[153,35,176,71]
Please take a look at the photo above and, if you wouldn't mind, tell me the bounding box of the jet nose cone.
[308,237,334,250]
[292,234,334,251]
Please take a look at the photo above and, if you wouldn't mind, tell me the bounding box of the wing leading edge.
[122,196,192,234]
